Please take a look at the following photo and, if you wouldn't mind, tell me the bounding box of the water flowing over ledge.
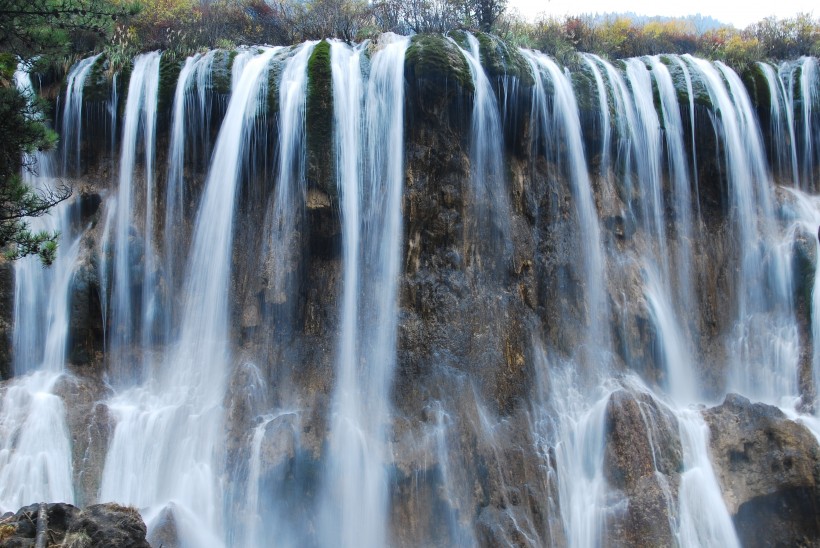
[1,34,820,547]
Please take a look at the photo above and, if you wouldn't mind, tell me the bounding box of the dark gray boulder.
[0,502,148,548]
[704,393,820,547]
[603,388,683,548]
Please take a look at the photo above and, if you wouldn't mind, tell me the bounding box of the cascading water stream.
[686,56,797,402]
[453,33,512,270]
[676,409,742,547]
[523,49,609,360]
[582,55,611,181]
[265,42,316,319]
[0,66,90,512]
[522,50,618,548]
[797,57,819,187]
[623,59,669,277]
[670,57,700,213]
[99,47,281,547]
[759,62,801,186]
[164,51,216,340]
[61,53,102,174]
[527,54,745,546]
[648,56,697,322]
[320,35,409,548]
[109,51,161,383]
[324,37,369,548]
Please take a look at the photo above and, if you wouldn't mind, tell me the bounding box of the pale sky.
[507,0,817,29]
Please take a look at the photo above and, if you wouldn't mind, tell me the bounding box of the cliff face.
[2,34,820,547]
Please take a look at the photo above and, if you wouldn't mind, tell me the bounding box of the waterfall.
[321,35,409,548]
[798,58,819,188]
[686,56,797,402]
[759,62,800,186]
[164,51,216,340]
[6,35,820,548]
[648,56,696,320]
[265,42,316,321]
[523,49,608,362]
[61,53,101,175]
[551,369,615,548]
[109,52,161,383]
[99,47,281,547]
[453,33,512,271]
[0,67,84,512]
[583,55,612,181]
[624,59,668,277]
[676,409,741,547]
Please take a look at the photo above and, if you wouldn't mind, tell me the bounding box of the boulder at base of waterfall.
[0,502,149,548]
[146,504,180,548]
[703,393,820,547]
[602,388,683,548]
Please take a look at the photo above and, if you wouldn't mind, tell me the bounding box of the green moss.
[210,49,235,96]
[741,62,771,112]
[571,65,598,114]
[665,60,713,110]
[405,34,473,92]
[158,53,183,116]
[82,54,112,103]
[306,40,334,196]
[266,54,285,116]
[472,31,534,86]
[114,60,133,120]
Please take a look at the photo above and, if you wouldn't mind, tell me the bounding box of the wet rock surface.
[146,504,179,548]
[704,393,820,547]
[52,370,113,507]
[603,389,682,548]
[0,502,148,548]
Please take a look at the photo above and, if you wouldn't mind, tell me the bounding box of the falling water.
[163,53,200,339]
[109,52,161,382]
[582,55,612,181]
[0,67,83,512]
[797,58,819,187]
[164,51,216,339]
[676,409,741,547]
[623,59,668,276]
[61,53,102,174]
[454,33,512,270]
[99,47,281,547]
[265,42,316,320]
[523,49,608,357]
[648,56,696,317]
[552,371,616,548]
[324,38,369,547]
[670,57,700,211]
[321,35,409,548]
[759,62,800,186]
[686,56,796,402]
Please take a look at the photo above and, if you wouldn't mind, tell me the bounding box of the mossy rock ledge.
[306,40,334,199]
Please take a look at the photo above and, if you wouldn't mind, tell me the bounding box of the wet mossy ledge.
[472,32,534,87]
[39,36,818,173]
[405,34,473,91]
[306,40,334,198]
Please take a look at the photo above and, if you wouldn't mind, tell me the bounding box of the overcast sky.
[506,0,817,29]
